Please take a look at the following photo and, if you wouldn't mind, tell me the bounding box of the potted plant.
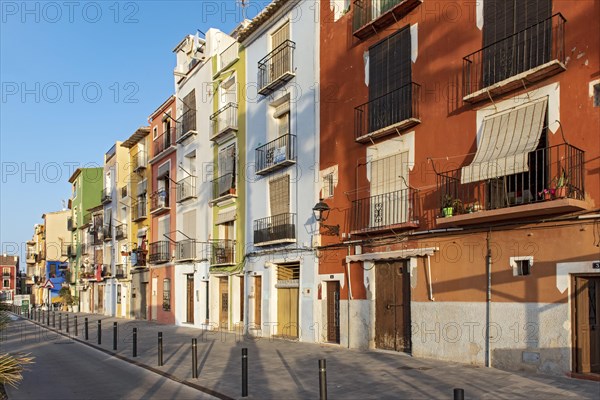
[553,168,569,198]
[452,199,464,215]
[441,194,453,217]
[539,188,555,200]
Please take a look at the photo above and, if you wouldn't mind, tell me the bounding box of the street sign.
[43,280,54,289]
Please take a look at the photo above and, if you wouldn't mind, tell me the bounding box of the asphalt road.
[1,317,217,400]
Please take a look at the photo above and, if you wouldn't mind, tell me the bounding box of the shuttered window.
[483,0,552,86]
[370,152,408,196]
[271,22,290,49]
[183,90,196,115]
[218,144,236,176]
[269,175,290,216]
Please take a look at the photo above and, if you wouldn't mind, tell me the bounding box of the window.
[511,256,534,276]
[216,145,236,197]
[117,285,122,304]
[153,126,158,140]
[269,175,290,216]
[482,0,552,86]
[277,112,290,137]
[323,173,335,198]
[221,76,237,106]
[368,26,412,133]
[2,280,9,288]
[163,278,171,311]
[594,83,600,107]
[271,21,289,50]
[73,183,77,198]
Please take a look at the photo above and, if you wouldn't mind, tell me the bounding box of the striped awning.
[461,97,548,184]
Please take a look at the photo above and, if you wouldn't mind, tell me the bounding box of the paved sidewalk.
[15,311,600,399]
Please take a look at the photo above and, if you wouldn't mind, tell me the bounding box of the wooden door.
[375,262,410,352]
[575,277,600,373]
[277,287,299,338]
[219,277,229,329]
[254,276,262,328]
[140,283,147,320]
[186,275,194,324]
[326,282,340,343]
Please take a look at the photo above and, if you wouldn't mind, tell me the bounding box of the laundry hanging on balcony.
[461,97,548,184]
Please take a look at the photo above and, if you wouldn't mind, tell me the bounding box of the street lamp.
[312,200,339,236]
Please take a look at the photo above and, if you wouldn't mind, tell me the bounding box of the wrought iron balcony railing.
[463,13,566,102]
[148,241,171,264]
[150,190,170,213]
[132,198,147,221]
[102,226,112,241]
[354,82,420,142]
[352,0,422,39]
[176,110,197,142]
[175,239,196,262]
[210,239,235,266]
[210,102,238,141]
[153,128,176,158]
[115,224,127,240]
[351,188,418,233]
[101,188,112,204]
[177,176,196,203]
[133,150,147,172]
[115,264,127,279]
[253,213,296,245]
[436,143,584,219]
[255,134,296,175]
[258,40,295,95]
[211,173,236,202]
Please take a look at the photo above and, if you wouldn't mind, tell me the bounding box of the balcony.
[148,241,171,264]
[132,249,147,268]
[210,239,236,266]
[175,239,196,262]
[219,41,239,73]
[177,176,196,203]
[132,198,147,222]
[176,110,197,143]
[152,128,176,160]
[61,243,70,256]
[463,13,566,103]
[254,213,296,246]
[91,230,104,245]
[26,250,36,264]
[67,244,77,258]
[133,151,147,172]
[101,188,112,204]
[352,0,422,39]
[354,82,421,143]
[211,173,236,203]
[102,226,112,241]
[436,144,587,227]
[258,40,295,95]
[115,264,127,280]
[210,103,238,143]
[150,190,170,214]
[82,213,92,227]
[81,243,90,255]
[67,217,75,231]
[351,188,419,234]
[255,134,297,175]
[115,224,127,240]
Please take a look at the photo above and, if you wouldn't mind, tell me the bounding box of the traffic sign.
[43,280,54,289]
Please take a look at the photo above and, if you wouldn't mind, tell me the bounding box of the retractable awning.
[461,97,548,184]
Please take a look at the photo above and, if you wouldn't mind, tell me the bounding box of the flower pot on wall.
[554,186,567,198]
[442,207,453,217]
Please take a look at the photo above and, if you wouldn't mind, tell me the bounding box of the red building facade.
[0,255,19,303]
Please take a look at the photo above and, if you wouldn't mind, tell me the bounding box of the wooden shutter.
[183,210,196,238]
[369,26,411,99]
[183,90,196,114]
[269,175,290,216]
[218,144,236,176]
[272,22,289,49]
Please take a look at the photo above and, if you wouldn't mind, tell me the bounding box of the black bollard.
[319,359,327,400]
[52,312,55,327]
[46,310,50,326]
[59,314,62,330]
[192,339,198,378]
[158,332,163,366]
[74,316,78,336]
[113,322,118,350]
[66,314,69,333]
[133,328,137,357]
[84,317,89,340]
[97,320,101,345]
[453,388,464,400]
[242,348,248,397]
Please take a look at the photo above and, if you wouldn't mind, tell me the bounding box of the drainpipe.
[485,229,492,368]
[346,246,353,349]
[426,255,434,301]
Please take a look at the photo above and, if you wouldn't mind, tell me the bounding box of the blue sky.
[0,0,262,264]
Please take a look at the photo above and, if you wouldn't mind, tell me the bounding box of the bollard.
[59,314,62,331]
[133,328,138,357]
[66,314,69,333]
[113,322,118,351]
[97,320,102,345]
[453,388,464,400]
[52,312,56,327]
[319,359,327,400]
[84,318,89,340]
[74,316,78,336]
[192,339,198,378]
[158,332,163,366]
[46,310,50,326]
[242,348,248,397]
